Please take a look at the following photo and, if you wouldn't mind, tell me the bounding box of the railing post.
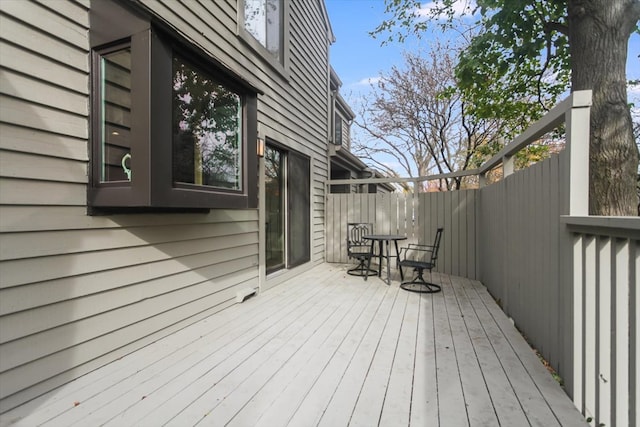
[478,172,487,188]
[563,90,592,416]
[412,179,419,243]
[565,90,592,216]
[499,138,515,179]
[503,155,514,177]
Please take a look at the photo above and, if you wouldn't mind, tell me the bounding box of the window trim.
[89,6,258,211]
[334,112,343,146]
[238,0,290,77]
[89,31,152,208]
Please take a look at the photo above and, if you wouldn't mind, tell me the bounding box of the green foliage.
[374,0,572,134]
[469,137,552,172]
[459,1,570,121]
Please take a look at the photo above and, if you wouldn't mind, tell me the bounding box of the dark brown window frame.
[88,2,258,212]
[238,0,290,78]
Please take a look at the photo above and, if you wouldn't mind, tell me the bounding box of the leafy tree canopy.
[374,1,573,125]
[373,0,640,215]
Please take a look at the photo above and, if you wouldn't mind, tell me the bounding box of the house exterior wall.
[335,111,351,150]
[0,0,331,412]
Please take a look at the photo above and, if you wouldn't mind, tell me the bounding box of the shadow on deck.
[1,264,586,426]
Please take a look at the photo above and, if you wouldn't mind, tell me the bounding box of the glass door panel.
[287,151,310,267]
[265,145,285,273]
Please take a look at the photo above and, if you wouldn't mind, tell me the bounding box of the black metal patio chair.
[346,222,377,278]
[398,227,443,293]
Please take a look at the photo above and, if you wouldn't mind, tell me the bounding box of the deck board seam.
[224,279,386,427]
[285,282,392,426]
[154,269,367,425]
[314,283,396,427]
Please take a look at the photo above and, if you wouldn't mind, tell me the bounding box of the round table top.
[363,234,407,241]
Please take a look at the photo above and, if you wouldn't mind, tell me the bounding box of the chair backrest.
[402,227,443,266]
[347,222,373,246]
[430,227,444,266]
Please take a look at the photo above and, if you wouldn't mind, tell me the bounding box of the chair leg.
[400,268,441,293]
[394,241,404,281]
[365,253,374,281]
[347,258,377,278]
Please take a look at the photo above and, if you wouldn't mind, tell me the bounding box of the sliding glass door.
[264,144,310,274]
[287,151,310,268]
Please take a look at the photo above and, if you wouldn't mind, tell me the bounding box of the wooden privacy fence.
[325,190,478,280]
[325,91,640,426]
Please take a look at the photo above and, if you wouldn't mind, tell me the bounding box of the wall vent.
[236,287,258,303]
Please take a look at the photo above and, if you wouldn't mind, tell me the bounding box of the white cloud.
[416,0,477,20]
[355,76,381,86]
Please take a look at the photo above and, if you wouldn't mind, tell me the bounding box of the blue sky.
[325,0,640,111]
[325,0,420,101]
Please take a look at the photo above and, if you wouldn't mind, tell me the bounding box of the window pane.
[287,151,310,268]
[100,48,132,182]
[244,0,281,61]
[172,57,242,191]
[244,0,266,46]
[265,0,281,59]
[265,145,285,273]
[334,113,342,145]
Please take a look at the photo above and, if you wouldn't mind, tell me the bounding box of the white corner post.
[565,90,592,414]
[565,90,592,216]
[258,140,266,292]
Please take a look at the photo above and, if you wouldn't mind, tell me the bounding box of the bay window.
[89,3,258,211]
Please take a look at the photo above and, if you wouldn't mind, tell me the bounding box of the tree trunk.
[568,0,640,215]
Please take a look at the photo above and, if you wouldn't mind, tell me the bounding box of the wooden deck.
[1,264,586,426]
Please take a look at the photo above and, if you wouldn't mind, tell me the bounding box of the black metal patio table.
[363,234,407,285]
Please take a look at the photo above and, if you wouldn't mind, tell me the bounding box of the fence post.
[499,138,515,179]
[563,90,592,415]
[565,90,592,216]
[479,172,487,188]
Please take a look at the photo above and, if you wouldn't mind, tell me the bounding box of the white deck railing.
[325,90,639,426]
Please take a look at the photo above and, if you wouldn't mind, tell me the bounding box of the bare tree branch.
[353,45,507,190]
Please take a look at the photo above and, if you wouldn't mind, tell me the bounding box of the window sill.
[238,28,289,82]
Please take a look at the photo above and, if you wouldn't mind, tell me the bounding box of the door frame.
[258,138,313,291]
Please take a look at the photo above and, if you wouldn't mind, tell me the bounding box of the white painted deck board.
[1,264,586,427]
[407,290,438,426]
[348,286,408,427]
[432,274,468,426]
[228,281,389,427]
[455,277,529,426]
[444,274,499,426]
[315,283,399,427]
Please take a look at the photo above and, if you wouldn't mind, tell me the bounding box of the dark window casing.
[89,2,258,211]
[238,0,288,76]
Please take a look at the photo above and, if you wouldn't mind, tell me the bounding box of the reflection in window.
[334,113,342,146]
[172,57,242,190]
[265,145,285,272]
[100,47,132,182]
[244,0,282,61]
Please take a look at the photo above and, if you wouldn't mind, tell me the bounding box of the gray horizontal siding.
[1,0,331,412]
[0,123,88,161]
